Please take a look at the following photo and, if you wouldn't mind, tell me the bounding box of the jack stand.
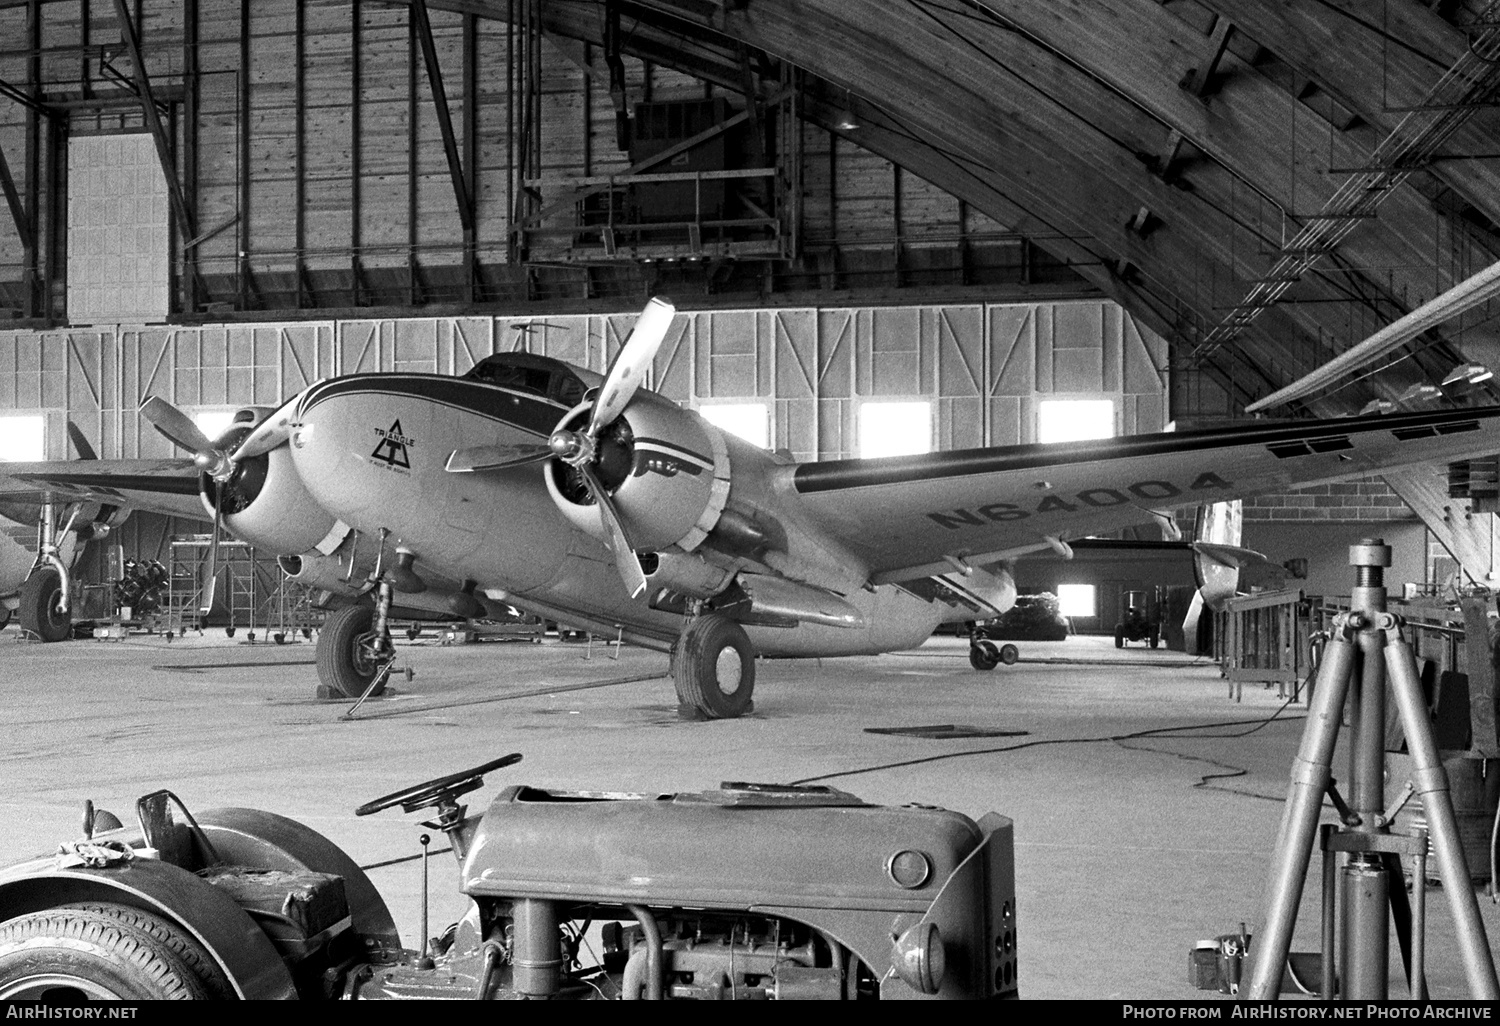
[1245,538,1500,1000]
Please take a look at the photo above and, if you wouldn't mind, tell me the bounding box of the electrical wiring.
[789,700,1307,787]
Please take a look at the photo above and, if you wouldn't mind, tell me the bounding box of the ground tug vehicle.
[0,754,1018,1000]
[1113,588,1162,649]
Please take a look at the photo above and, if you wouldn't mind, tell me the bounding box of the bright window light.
[1056,583,1096,618]
[859,401,931,458]
[1038,399,1115,443]
[193,410,237,442]
[0,415,44,462]
[698,403,769,449]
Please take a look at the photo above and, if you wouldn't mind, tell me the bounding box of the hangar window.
[1038,399,1115,443]
[859,401,932,458]
[698,402,769,449]
[0,415,45,462]
[193,410,238,443]
[1056,583,1096,618]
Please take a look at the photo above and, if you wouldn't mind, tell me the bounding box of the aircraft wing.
[0,459,207,521]
[787,406,1500,583]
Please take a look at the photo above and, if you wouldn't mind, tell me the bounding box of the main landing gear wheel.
[673,613,756,720]
[969,640,1000,671]
[998,643,1019,665]
[317,605,388,699]
[18,567,70,643]
[0,905,212,1000]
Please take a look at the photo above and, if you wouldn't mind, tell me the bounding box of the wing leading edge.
[787,406,1500,582]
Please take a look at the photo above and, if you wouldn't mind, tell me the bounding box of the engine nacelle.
[203,409,336,555]
[545,394,729,554]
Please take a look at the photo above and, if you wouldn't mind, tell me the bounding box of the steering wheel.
[355,753,523,817]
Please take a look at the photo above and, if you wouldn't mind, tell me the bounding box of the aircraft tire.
[998,643,1020,665]
[969,642,1000,671]
[673,613,755,719]
[317,605,387,699]
[18,567,70,642]
[0,905,211,1000]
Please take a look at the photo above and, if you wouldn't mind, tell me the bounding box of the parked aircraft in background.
[3,297,1500,718]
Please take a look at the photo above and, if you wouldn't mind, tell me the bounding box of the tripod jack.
[1246,539,1498,1001]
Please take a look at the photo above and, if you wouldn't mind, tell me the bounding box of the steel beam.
[411,0,475,234]
[0,140,32,255]
[352,0,364,304]
[112,0,197,245]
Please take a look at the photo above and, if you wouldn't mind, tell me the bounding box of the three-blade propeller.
[446,296,677,598]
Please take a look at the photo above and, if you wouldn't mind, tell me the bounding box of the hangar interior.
[0,0,1499,1004]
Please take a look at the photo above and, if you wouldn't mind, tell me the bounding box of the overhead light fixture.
[1397,383,1442,405]
[1359,399,1395,416]
[834,84,859,132]
[1442,362,1494,386]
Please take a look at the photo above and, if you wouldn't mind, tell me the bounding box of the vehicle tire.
[18,567,70,643]
[316,605,387,699]
[0,607,10,631]
[673,613,755,719]
[998,643,1020,665]
[1114,626,1125,649]
[0,906,211,1000]
[1149,629,1160,650]
[969,641,1000,671]
[57,903,233,1000]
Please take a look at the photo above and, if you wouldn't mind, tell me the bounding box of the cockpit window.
[463,353,588,407]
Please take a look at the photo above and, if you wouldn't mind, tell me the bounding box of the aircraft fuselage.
[290,372,946,656]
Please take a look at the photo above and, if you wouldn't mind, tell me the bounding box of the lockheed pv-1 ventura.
[4,297,1499,718]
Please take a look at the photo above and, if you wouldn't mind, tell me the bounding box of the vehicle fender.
[194,807,401,948]
[0,856,296,999]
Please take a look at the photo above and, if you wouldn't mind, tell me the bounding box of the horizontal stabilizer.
[1192,541,1273,569]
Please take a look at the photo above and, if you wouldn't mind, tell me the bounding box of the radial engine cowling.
[545,394,729,554]
[202,408,336,555]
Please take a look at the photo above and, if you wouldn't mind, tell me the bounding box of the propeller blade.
[140,396,217,456]
[200,484,223,616]
[230,392,304,462]
[445,443,552,473]
[586,296,675,439]
[580,463,647,599]
[66,421,98,462]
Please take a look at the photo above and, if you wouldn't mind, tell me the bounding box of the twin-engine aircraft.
[4,297,1500,718]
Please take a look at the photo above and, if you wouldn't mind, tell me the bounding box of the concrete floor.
[1,627,1497,1000]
